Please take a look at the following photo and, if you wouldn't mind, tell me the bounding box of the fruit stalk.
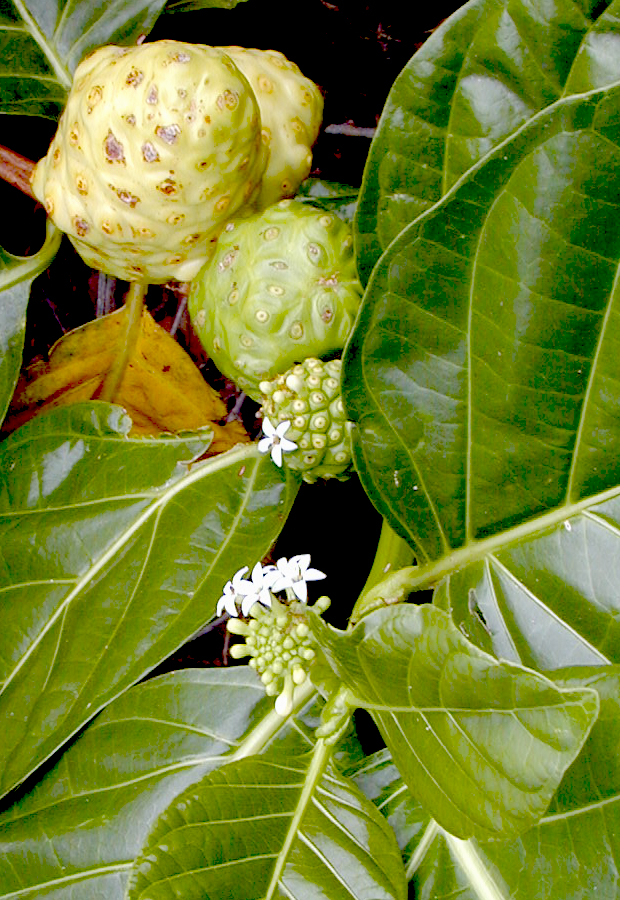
[94,280,147,403]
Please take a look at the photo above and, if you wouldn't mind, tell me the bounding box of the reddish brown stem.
[0,144,36,200]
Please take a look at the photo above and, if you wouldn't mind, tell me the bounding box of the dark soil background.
[3,0,464,669]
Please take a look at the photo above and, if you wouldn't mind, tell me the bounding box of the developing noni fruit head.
[222,47,323,208]
[31,41,267,283]
[260,357,353,483]
[188,199,363,400]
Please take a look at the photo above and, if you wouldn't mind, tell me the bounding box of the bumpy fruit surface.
[31,41,266,283]
[188,199,362,399]
[259,357,353,482]
[223,47,323,207]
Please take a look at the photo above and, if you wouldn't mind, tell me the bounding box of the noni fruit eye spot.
[188,200,363,400]
[30,40,268,284]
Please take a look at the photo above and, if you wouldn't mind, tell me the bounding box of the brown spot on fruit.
[156,124,181,144]
[105,131,126,164]
[142,142,160,162]
[73,216,90,236]
[146,85,158,104]
[75,174,89,195]
[157,177,179,196]
[125,68,144,87]
[86,86,103,112]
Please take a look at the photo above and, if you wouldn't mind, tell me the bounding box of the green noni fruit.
[31,41,267,283]
[222,47,323,207]
[259,357,353,482]
[188,199,362,399]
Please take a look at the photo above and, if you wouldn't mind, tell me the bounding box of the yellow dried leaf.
[5,307,249,449]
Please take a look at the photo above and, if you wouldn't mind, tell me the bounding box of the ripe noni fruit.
[259,357,353,482]
[222,47,323,207]
[31,40,267,283]
[188,199,362,400]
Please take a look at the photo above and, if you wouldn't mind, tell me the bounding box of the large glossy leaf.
[0,220,61,425]
[0,668,321,899]
[127,752,407,900]
[0,403,298,799]
[311,604,599,841]
[350,666,620,899]
[0,0,169,118]
[355,0,620,280]
[345,82,620,565]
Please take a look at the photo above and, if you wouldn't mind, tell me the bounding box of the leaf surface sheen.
[0,0,168,117]
[127,753,407,900]
[350,665,620,899]
[355,0,620,279]
[0,668,314,899]
[346,80,620,667]
[311,604,599,841]
[0,403,298,800]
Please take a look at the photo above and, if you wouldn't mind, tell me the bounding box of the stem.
[350,518,415,624]
[94,281,146,403]
[0,145,36,200]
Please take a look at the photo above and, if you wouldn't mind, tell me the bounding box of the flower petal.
[262,416,277,438]
[271,443,284,467]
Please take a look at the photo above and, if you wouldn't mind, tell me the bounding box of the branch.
[0,144,36,200]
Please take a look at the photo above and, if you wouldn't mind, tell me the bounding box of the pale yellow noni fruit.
[222,47,323,208]
[31,41,267,283]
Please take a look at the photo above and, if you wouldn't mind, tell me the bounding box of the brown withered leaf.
[4,307,249,450]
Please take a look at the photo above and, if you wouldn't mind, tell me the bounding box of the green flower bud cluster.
[259,357,353,482]
[188,199,362,399]
[227,594,331,716]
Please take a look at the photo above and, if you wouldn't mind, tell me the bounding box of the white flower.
[239,561,278,616]
[258,417,298,467]
[216,565,250,617]
[270,553,326,602]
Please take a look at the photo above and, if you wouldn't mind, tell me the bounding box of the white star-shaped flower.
[258,417,298,467]
[239,561,278,616]
[216,565,250,617]
[270,553,326,602]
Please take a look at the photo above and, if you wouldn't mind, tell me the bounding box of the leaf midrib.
[9,0,70,89]
[398,480,620,589]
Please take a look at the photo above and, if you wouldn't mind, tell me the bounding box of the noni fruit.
[259,357,353,482]
[31,40,267,283]
[188,199,363,399]
[222,47,323,207]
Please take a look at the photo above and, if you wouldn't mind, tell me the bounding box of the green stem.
[350,518,416,624]
[94,280,146,403]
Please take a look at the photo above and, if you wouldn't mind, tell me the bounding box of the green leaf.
[164,0,251,9]
[0,221,61,426]
[0,667,315,899]
[345,82,620,558]
[127,752,407,900]
[0,0,169,118]
[355,0,620,281]
[350,667,620,899]
[311,604,599,840]
[0,403,298,799]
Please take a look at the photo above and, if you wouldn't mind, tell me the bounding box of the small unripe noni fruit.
[31,41,267,283]
[222,47,323,207]
[259,357,353,482]
[188,199,362,399]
